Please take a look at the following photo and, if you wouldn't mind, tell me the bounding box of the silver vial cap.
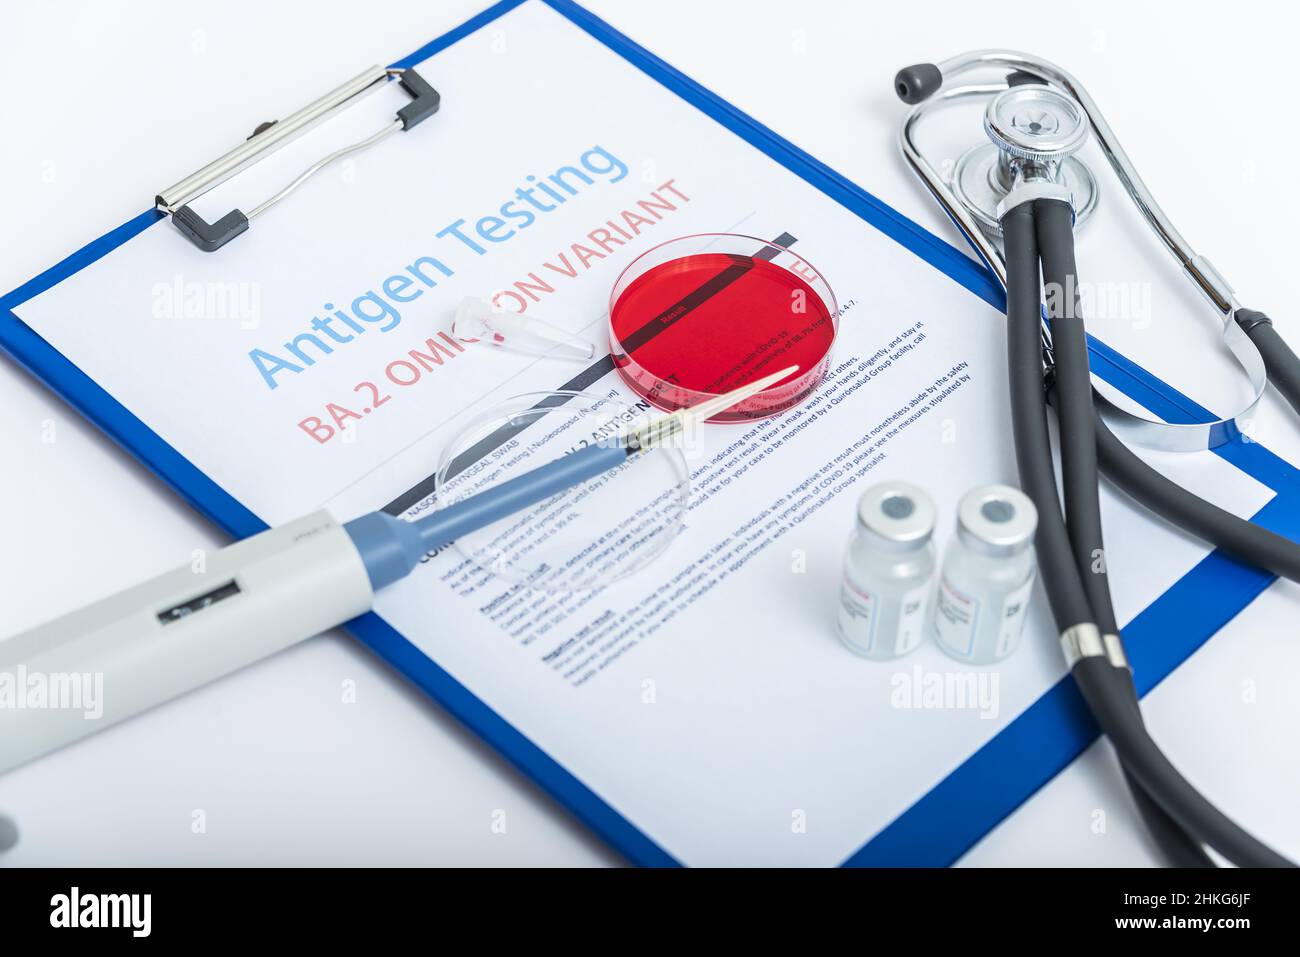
[855,482,936,553]
[956,484,1038,558]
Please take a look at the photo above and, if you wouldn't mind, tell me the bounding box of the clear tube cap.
[452,297,595,361]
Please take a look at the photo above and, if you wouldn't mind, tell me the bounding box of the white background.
[2,0,1298,866]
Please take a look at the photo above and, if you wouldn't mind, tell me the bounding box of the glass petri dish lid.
[608,233,838,422]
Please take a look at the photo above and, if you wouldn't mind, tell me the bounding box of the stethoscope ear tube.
[1004,200,1201,865]
[1114,694,1216,869]
[1072,656,1292,868]
[1002,203,1093,630]
[1002,197,1295,868]
[1238,308,1300,417]
[1035,198,1119,637]
[1094,407,1300,583]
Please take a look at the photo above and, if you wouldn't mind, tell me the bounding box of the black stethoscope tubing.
[1002,196,1294,868]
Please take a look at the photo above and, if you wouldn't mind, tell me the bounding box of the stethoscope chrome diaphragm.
[951,85,1100,238]
[984,85,1089,163]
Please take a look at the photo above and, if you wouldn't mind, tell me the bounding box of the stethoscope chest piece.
[951,85,1099,238]
[897,52,1269,453]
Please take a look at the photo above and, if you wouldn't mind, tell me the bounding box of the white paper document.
[14,0,1273,865]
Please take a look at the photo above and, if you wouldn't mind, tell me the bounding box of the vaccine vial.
[932,484,1038,665]
[836,482,937,659]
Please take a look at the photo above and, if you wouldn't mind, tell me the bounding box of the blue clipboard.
[4,0,1298,867]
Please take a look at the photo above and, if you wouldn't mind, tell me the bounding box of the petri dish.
[433,391,690,592]
[609,233,838,422]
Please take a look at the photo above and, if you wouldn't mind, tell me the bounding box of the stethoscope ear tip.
[894,63,942,104]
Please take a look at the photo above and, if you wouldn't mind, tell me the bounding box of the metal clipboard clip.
[155,66,440,252]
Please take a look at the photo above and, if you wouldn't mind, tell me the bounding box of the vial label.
[934,576,979,659]
[894,582,930,656]
[995,575,1036,658]
[837,580,878,653]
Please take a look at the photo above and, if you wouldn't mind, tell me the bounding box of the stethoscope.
[894,51,1299,867]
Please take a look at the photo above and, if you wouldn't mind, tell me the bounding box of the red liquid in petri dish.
[609,252,836,421]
